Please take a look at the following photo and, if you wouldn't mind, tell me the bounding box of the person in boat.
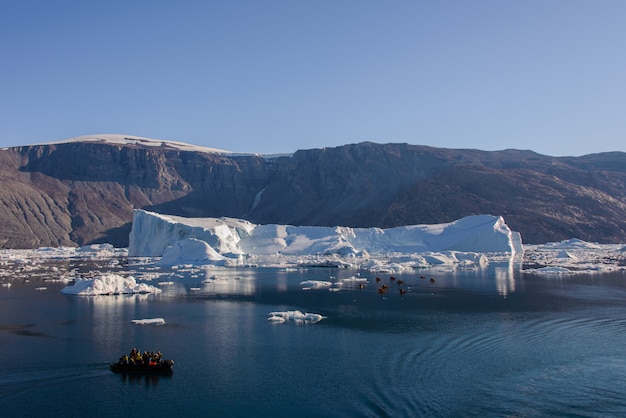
[119,348,169,366]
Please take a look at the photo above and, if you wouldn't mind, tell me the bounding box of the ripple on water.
[350,313,626,417]
[475,357,626,416]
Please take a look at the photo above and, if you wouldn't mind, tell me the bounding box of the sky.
[1,0,625,156]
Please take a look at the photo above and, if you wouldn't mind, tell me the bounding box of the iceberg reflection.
[495,258,519,297]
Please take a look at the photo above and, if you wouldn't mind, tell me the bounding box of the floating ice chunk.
[60,274,162,295]
[1,283,11,287]
[35,287,47,291]
[300,313,324,323]
[339,276,368,287]
[268,310,325,324]
[528,266,574,275]
[43,277,73,283]
[299,280,332,289]
[267,315,286,323]
[75,243,117,257]
[131,318,165,325]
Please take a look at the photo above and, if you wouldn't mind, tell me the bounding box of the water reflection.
[5,258,626,417]
[71,294,158,351]
[199,276,255,296]
[495,265,515,297]
[495,256,521,297]
[116,370,173,387]
[91,294,154,306]
[172,268,255,296]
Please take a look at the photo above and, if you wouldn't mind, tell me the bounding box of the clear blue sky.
[1,0,625,156]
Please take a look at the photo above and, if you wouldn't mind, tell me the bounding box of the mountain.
[1,134,625,248]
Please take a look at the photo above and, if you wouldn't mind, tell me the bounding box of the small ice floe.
[267,315,287,323]
[190,287,201,291]
[60,274,162,295]
[267,310,325,324]
[339,276,368,287]
[43,277,73,283]
[131,318,165,325]
[1,283,11,288]
[299,280,332,290]
[75,243,118,257]
[525,266,574,275]
[157,281,174,286]
[35,287,47,291]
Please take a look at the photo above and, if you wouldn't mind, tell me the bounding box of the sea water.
[1,259,626,417]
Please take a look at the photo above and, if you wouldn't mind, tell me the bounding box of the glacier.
[128,209,524,266]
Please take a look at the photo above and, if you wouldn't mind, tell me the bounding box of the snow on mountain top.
[34,134,233,154]
[28,134,292,158]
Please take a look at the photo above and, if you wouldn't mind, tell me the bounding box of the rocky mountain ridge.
[1,136,625,248]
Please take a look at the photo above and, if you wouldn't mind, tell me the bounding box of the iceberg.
[131,318,166,325]
[60,274,162,295]
[129,210,253,257]
[267,310,325,324]
[128,210,524,265]
[300,280,333,290]
[157,238,226,266]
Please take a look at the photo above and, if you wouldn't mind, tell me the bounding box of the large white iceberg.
[60,274,162,295]
[128,210,523,263]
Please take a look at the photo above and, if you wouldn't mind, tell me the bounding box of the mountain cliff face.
[1,138,625,248]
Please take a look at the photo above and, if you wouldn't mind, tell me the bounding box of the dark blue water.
[2,259,626,417]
